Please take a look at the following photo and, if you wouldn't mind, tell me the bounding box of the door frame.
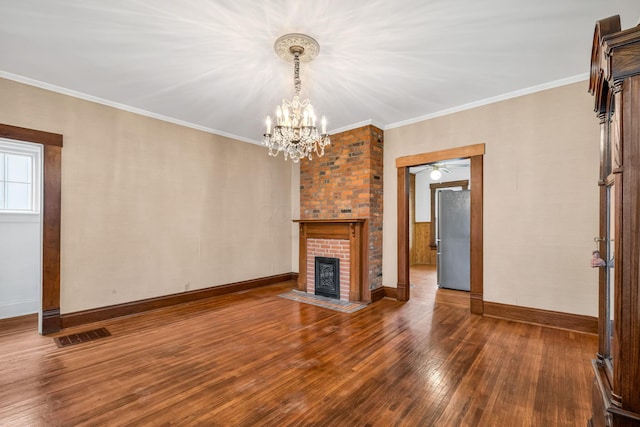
[396,143,484,314]
[0,123,62,333]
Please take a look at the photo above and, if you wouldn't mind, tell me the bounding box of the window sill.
[0,211,41,223]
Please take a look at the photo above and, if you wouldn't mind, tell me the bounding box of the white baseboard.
[0,299,38,320]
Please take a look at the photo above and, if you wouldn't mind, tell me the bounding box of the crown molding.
[2,70,589,143]
[384,73,589,130]
[0,71,262,146]
[328,119,385,135]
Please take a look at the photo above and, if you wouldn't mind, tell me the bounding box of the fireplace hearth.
[315,257,340,299]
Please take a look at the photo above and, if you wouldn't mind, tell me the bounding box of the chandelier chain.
[293,53,301,97]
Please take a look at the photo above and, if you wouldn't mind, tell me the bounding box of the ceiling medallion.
[263,33,330,162]
[273,33,320,63]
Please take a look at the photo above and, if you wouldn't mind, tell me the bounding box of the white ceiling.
[1,1,639,144]
[409,159,470,175]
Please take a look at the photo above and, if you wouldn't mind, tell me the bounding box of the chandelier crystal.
[263,34,330,162]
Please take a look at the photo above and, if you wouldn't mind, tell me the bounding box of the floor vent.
[53,327,111,348]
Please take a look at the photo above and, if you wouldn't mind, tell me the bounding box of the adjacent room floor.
[1,266,597,426]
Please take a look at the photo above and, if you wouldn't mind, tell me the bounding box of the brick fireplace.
[296,219,365,301]
[297,124,383,303]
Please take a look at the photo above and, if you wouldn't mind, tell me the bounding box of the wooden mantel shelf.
[293,219,366,223]
[295,219,370,302]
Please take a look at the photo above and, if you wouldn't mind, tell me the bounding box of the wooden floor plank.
[0,266,597,426]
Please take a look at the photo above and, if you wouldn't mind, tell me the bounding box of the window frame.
[0,138,42,215]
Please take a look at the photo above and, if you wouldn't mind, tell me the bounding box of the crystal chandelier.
[263,33,330,162]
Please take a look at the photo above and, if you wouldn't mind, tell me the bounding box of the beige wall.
[0,76,600,317]
[0,78,293,314]
[383,81,600,316]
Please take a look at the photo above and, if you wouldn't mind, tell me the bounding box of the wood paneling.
[60,273,297,329]
[408,176,436,266]
[0,276,598,425]
[413,222,435,265]
[484,301,598,335]
[0,123,63,334]
[396,143,485,168]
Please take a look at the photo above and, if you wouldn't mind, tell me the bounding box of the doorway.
[396,143,484,314]
[0,124,62,334]
[0,138,43,324]
[409,161,470,292]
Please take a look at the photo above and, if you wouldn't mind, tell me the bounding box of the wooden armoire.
[588,15,640,427]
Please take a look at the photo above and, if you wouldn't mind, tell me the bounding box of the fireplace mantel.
[294,219,367,223]
[294,219,369,302]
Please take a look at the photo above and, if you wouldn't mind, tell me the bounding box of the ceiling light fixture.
[263,33,330,162]
[430,168,442,180]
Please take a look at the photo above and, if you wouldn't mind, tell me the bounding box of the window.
[0,139,42,213]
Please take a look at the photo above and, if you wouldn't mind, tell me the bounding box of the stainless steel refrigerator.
[436,189,470,291]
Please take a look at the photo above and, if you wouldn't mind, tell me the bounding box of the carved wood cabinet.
[588,15,640,427]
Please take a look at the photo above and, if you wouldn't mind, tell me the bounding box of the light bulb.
[430,169,442,180]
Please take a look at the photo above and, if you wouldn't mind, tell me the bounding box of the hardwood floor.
[1,266,597,426]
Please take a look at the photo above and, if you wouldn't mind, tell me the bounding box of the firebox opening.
[315,257,340,299]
